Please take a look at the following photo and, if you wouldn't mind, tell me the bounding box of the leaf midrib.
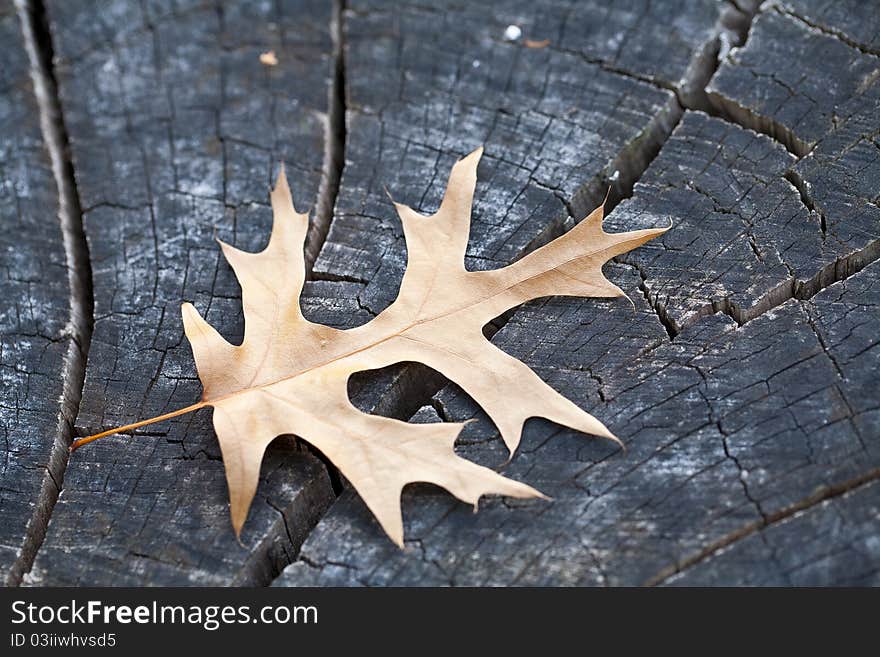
[202,234,652,407]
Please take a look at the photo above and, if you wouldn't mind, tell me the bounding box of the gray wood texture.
[0,0,76,585]
[24,0,338,586]
[1,0,877,586]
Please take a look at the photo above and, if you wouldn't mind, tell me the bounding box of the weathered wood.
[606,109,880,333]
[313,0,730,299]
[25,0,337,586]
[273,1,879,585]
[275,260,880,586]
[707,8,880,153]
[2,0,877,587]
[538,0,743,104]
[773,0,880,55]
[0,0,73,584]
[788,83,880,278]
[308,0,733,418]
[668,265,880,585]
[669,479,880,586]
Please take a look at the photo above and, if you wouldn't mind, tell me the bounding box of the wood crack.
[644,467,880,586]
[783,168,826,234]
[697,236,880,331]
[244,0,349,581]
[271,0,772,586]
[7,0,94,587]
[306,0,348,272]
[771,2,880,59]
[703,90,812,158]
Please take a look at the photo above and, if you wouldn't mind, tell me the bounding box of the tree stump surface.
[1,0,877,586]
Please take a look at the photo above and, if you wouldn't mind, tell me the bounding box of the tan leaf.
[73,147,668,546]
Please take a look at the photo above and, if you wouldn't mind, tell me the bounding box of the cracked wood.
[1,0,877,587]
[25,0,338,586]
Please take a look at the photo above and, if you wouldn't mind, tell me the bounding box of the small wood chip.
[524,38,551,49]
[259,50,278,66]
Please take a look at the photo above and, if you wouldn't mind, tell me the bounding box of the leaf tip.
[455,145,484,176]
[231,512,247,546]
[579,415,624,451]
[509,481,551,502]
[217,239,247,265]
[645,218,673,239]
[274,161,287,186]
[272,162,304,216]
[180,301,206,335]
[604,429,625,451]
[582,200,605,227]
[385,187,416,219]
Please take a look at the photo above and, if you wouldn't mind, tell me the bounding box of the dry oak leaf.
[74,147,668,546]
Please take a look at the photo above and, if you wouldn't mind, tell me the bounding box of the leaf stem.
[69,400,208,452]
